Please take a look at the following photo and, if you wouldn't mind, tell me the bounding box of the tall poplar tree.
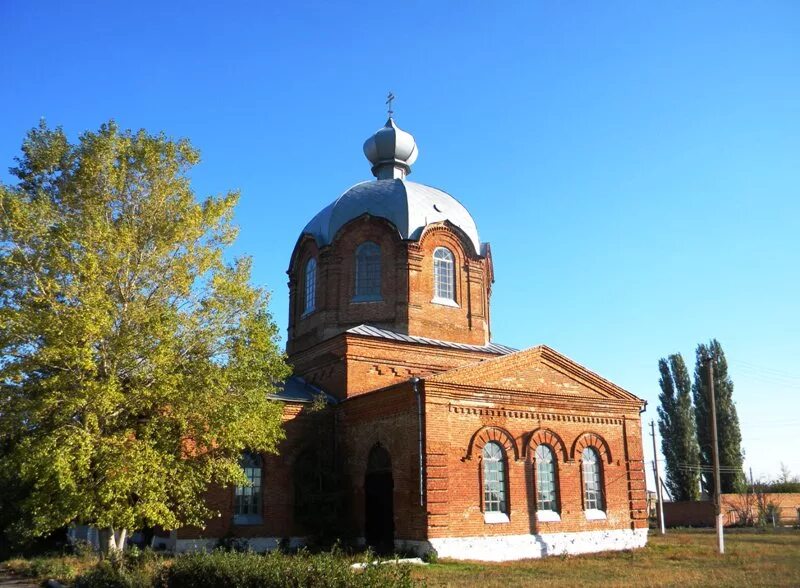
[657,353,701,501]
[692,340,745,494]
[0,121,290,551]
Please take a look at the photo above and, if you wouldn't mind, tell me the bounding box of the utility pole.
[650,420,666,535]
[705,352,725,554]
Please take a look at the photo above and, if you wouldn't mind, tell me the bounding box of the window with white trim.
[303,257,316,314]
[354,242,381,301]
[482,442,507,516]
[234,452,262,524]
[582,447,605,512]
[433,247,455,302]
[535,444,558,512]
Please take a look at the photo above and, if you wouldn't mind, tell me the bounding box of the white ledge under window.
[536,510,561,522]
[483,511,510,524]
[431,296,459,307]
[584,509,607,521]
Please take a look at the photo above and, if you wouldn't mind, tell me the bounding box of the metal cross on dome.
[386,92,395,118]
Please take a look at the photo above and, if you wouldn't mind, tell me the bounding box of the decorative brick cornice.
[447,403,624,426]
[430,382,641,414]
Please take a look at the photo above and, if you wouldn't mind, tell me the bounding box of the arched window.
[354,242,381,301]
[482,441,507,517]
[582,447,605,512]
[535,444,558,512]
[303,258,316,314]
[234,452,262,524]
[433,247,455,302]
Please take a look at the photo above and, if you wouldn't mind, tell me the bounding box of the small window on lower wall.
[234,452,263,525]
[581,447,606,520]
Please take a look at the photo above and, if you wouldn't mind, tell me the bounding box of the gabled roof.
[428,344,641,403]
[346,324,516,355]
[268,376,337,404]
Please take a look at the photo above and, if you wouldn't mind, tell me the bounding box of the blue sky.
[2,1,798,488]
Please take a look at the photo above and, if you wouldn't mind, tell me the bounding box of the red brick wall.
[182,375,646,543]
[662,501,715,527]
[183,200,647,546]
[289,331,504,400]
[665,493,800,527]
[423,381,647,539]
[337,381,428,542]
[287,217,492,356]
[178,403,330,541]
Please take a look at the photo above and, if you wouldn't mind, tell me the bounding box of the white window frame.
[582,447,606,519]
[482,441,509,523]
[432,247,458,306]
[535,444,560,521]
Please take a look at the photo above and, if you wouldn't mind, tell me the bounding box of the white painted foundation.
[175,529,647,562]
[427,528,648,562]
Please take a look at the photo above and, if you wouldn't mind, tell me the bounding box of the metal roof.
[301,179,482,255]
[268,376,336,404]
[346,324,516,355]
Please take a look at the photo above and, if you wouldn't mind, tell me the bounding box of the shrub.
[70,539,97,558]
[73,561,153,588]
[28,557,79,583]
[3,558,33,576]
[2,555,91,583]
[122,546,162,572]
[159,549,414,588]
[214,535,250,552]
[68,546,164,588]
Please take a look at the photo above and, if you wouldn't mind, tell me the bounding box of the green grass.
[3,529,798,587]
[414,528,800,587]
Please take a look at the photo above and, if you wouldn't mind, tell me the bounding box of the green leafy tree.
[692,340,745,494]
[0,121,290,552]
[657,353,701,501]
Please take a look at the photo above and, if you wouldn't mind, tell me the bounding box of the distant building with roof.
[173,115,649,560]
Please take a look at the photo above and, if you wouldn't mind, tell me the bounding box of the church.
[173,115,649,561]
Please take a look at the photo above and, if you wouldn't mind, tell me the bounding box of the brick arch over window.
[466,426,519,461]
[570,432,613,464]
[419,222,481,260]
[525,428,569,462]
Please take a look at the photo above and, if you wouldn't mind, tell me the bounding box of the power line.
[732,359,800,380]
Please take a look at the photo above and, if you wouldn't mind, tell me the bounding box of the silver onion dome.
[363,118,419,180]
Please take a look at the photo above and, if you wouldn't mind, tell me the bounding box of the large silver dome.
[301,179,481,254]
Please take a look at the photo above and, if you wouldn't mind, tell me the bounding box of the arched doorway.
[364,443,394,553]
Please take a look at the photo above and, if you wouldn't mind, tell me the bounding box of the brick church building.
[174,116,649,560]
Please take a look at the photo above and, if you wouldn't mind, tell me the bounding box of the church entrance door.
[364,444,394,553]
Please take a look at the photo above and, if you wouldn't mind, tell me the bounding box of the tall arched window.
[234,452,262,524]
[535,444,558,513]
[433,247,455,302]
[582,447,605,512]
[354,241,381,301]
[482,441,507,517]
[303,258,316,314]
